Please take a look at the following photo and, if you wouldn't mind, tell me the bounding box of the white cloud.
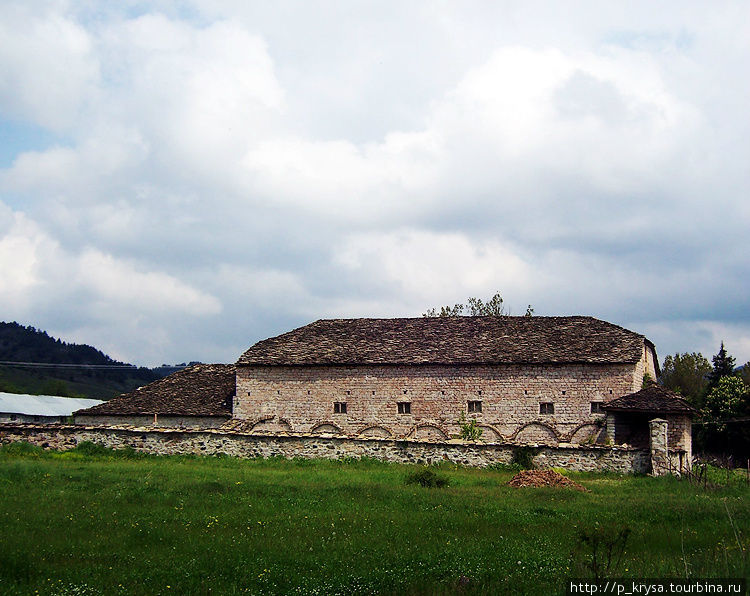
[0,210,48,309]
[74,250,221,317]
[0,203,221,362]
[0,2,99,132]
[0,2,747,366]
[335,230,531,307]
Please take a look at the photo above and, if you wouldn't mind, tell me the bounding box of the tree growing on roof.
[423,292,532,317]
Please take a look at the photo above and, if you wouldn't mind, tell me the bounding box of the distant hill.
[0,322,172,399]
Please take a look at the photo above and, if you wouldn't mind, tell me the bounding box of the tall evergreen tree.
[707,342,736,390]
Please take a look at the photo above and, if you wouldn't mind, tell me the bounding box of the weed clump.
[405,467,450,488]
[72,441,114,457]
[511,446,538,469]
[571,522,631,579]
[0,441,44,458]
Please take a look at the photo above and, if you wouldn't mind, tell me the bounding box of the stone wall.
[235,362,643,443]
[1,413,66,424]
[633,343,659,391]
[73,414,229,429]
[0,423,652,473]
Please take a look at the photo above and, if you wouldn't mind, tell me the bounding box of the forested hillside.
[0,322,165,399]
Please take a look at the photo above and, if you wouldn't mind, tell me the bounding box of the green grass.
[0,442,748,595]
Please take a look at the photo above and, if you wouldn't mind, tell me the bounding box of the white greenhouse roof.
[0,393,104,417]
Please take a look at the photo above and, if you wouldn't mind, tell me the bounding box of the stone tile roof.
[74,364,234,417]
[604,385,697,415]
[237,316,649,366]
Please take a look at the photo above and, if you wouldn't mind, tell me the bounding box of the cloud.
[0,2,748,366]
[0,2,99,132]
[0,203,221,361]
[335,229,530,308]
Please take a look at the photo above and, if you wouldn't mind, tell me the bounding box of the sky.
[0,1,748,367]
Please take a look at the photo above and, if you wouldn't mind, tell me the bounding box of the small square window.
[540,402,554,415]
[247,391,252,396]
[467,400,482,413]
[397,402,411,414]
[334,402,347,414]
[561,390,566,395]
[591,402,603,414]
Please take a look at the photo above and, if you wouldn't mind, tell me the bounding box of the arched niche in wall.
[358,425,392,439]
[512,422,559,446]
[310,422,343,435]
[568,423,601,445]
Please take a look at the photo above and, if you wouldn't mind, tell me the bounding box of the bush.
[511,446,538,469]
[0,441,44,458]
[71,441,114,457]
[459,412,483,441]
[405,467,450,488]
[571,522,631,579]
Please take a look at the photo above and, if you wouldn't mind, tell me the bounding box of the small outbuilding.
[603,384,696,468]
[73,364,234,428]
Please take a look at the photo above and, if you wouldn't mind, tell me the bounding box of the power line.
[0,360,144,369]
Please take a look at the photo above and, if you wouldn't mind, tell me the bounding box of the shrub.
[405,467,450,488]
[0,441,44,458]
[72,441,113,457]
[459,412,483,441]
[511,446,538,469]
[571,522,631,579]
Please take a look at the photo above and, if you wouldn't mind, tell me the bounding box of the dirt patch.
[508,469,588,492]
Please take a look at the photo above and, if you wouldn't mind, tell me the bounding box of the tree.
[740,362,750,390]
[422,304,466,318]
[707,342,736,390]
[698,374,750,458]
[702,376,748,432]
[423,292,530,317]
[660,352,711,407]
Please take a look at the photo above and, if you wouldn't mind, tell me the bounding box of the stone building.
[72,316,695,458]
[603,384,695,464]
[74,364,233,428]
[234,316,660,445]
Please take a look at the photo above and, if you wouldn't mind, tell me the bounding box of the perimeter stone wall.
[73,415,229,429]
[0,423,652,473]
[235,362,643,443]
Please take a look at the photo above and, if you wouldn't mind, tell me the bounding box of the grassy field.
[0,442,748,595]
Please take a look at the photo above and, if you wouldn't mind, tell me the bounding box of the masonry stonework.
[0,423,652,473]
[235,362,647,443]
[75,415,228,429]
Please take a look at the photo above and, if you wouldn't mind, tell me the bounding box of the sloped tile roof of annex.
[74,364,234,417]
[237,316,651,367]
[604,385,697,415]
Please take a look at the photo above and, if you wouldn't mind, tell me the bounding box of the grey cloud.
[0,1,748,366]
